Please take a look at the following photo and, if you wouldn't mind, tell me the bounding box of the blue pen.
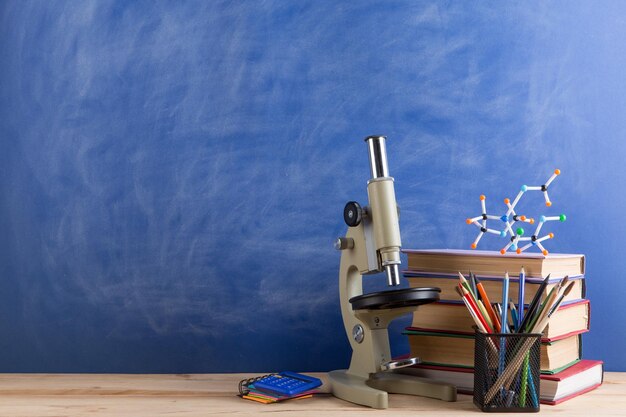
[517,266,525,331]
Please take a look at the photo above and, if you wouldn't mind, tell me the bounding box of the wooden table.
[0,372,623,416]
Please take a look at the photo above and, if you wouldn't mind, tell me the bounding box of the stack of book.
[401,249,603,405]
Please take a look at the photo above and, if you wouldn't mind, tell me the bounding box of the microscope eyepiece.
[364,136,389,179]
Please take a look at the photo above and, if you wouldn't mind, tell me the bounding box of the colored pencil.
[501,272,510,333]
[474,275,501,332]
[459,283,492,333]
[517,266,525,330]
[459,273,494,332]
[469,271,478,299]
[478,300,494,329]
[498,272,510,390]
[455,286,488,333]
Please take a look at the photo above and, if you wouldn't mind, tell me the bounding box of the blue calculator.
[251,371,322,396]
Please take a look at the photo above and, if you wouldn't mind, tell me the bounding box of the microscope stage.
[349,287,440,310]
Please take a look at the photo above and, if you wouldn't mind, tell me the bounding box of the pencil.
[517,266,525,330]
[455,286,488,333]
[469,271,478,299]
[501,272,510,333]
[461,275,494,330]
[459,273,494,332]
[498,272,510,389]
[478,300,494,329]
[520,353,529,406]
[475,275,501,332]
[455,287,500,356]
[459,283,492,333]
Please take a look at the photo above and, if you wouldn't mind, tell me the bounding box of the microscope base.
[329,369,457,409]
[329,369,389,409]
[368,371,457,402]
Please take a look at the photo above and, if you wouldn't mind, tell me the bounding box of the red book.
[400,359,603,405]
[541,360,604,405]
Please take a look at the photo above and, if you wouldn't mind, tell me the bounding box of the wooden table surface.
[0,372,623,416]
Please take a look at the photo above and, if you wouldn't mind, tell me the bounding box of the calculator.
[251,371,322,396]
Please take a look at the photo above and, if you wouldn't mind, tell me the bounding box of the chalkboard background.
[0,1,624,372]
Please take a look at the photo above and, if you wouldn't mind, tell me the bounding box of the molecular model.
[465,169,566,255]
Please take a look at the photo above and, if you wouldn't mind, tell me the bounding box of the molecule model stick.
[524,214,566,255]
[466,195,508,249]
[507,191,525,216]
[523,169,561,207]
[517,233,555,255]
[500,228,525,255]
[505,199,534,225]
[533,214,566,238]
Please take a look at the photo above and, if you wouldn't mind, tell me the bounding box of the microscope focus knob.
[343,201,363,227]
[334,237,355,250]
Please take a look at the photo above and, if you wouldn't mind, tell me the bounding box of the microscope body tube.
[365,136,402,286]
[367,179,402,286]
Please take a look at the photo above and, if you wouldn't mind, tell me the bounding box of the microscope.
[329,136,456,409]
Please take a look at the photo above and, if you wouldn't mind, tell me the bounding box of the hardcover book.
[403,249,585,278]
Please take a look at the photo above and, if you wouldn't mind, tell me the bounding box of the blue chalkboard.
[0,1,623,372]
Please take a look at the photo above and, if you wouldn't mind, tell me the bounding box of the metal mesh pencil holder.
[473,331,541,412]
